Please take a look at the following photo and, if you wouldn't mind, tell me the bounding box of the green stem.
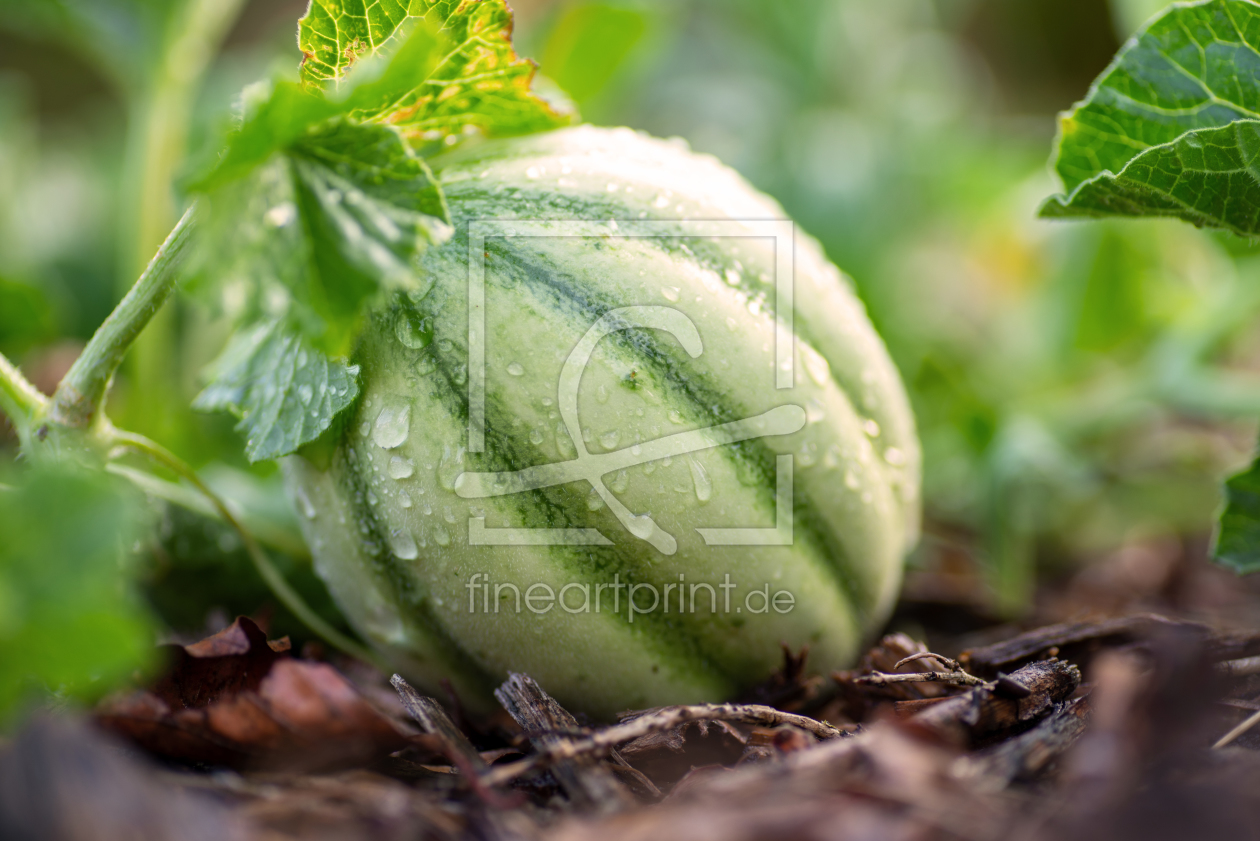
[0,352,46,420]
[107,428,382,667]
[48,206,196,430]
[119,0,247,447]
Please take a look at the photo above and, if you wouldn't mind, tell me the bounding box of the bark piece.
[909,659,1082,745]
[495,673,635,813]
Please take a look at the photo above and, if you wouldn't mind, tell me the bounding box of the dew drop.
[823,444,842,469]
[437,446,465,490]
[586,488,605,511]
[416,356,438,376]
[395,308,433,349]
[437,339,454,353]
[661,286,681,302]
[724,268,741,286]
[367,490,379,506]
[844,470,861,490]
[389,528,419,560]
[688,456,712,503]
[443,507,456,524]
[293,487,317,519]
[433,525,451,546]
[399,490,413,509]
[803,346,831,386]
[507,362,525,377]
[388,456,415,479]
[806,399,825,423]
[611,470,629,494]
[373,403,411,449]
[668,410,684,424]
[556,427,576,458]
[863,419,881,438]
[297,384,313,406]
[596,384,610,404]
[599,430,621,450]
[884,446,906,466]
[359,422,371,437]
[797,442,817,468]
[529,428,545,445]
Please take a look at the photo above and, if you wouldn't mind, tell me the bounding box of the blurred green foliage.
[1,0,1258,661]
[0,465,156,721]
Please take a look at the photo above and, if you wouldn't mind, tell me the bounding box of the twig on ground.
[1216,655,1260,678]
[1214,707,1260,749]
[854,670,988,689]
[893,652,965,673]
[480,702,846,789]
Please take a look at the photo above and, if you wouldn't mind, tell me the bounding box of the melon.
[284,126,920,718]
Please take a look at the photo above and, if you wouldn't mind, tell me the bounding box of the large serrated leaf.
[1042,119,1260,235]
[193,322,361,462]
[298,0,571,144]
[1043,0,1260,231]
[198,118,450,355]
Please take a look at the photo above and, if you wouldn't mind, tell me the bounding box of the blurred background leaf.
[0,465,157,722]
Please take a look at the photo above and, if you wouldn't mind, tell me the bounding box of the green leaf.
[0,465,156,721]
[198,118,449,352]
[1043,0,1260,232]
[1214,450,1260,572]
[193,321,360,462]
[298,0,571,143]
[191,1,567,462]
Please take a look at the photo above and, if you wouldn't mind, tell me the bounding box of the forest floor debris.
[6,551,1260,840]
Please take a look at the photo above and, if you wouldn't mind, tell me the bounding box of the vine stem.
[49,206,197,430]
[106,427,384,669]
[0,352,47,436]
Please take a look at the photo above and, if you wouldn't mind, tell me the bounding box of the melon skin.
[284,126,920,719]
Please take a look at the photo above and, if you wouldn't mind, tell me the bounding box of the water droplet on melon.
[389,528,419,560]
[688,456,712,503]
[587,489,605,511]
[611,470,629,494]
[373,403,411,449]
[507,362,525,377]
[599,430,621,450]
[438,446,465,490]
[388,456,415,479]
[293,487,317,519]
[661,286,681,302]
[395,308,433,349]
[803,346,831,386]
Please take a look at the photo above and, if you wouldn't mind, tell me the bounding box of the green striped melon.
[284,125,920,718]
